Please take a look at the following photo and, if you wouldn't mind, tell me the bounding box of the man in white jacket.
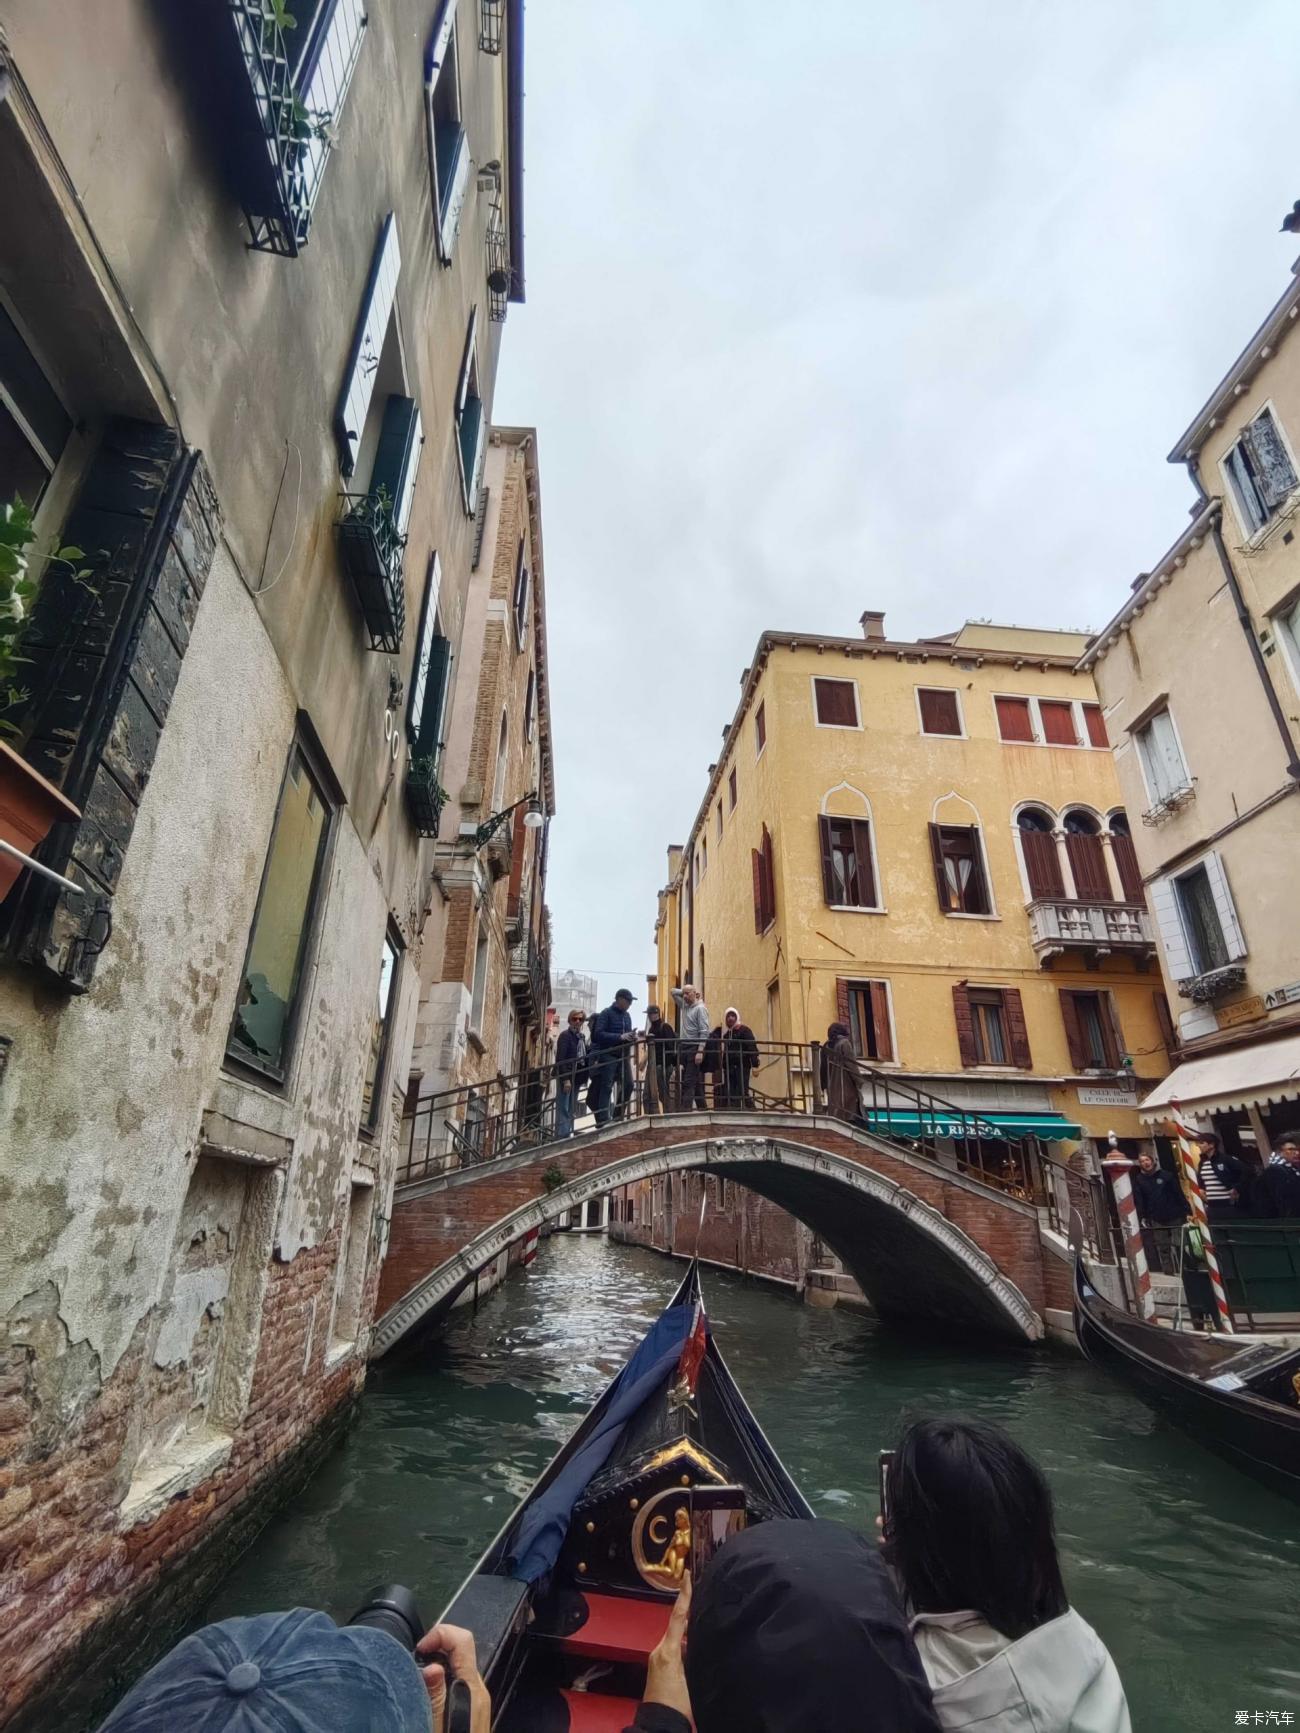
[671,984,710,1112]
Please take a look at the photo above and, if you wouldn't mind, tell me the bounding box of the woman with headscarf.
[710,1006,759,1108]
[821,1020,861,1122]
[625,1519,942,1733]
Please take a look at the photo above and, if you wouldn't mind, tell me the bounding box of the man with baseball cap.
[588,988,637,1126]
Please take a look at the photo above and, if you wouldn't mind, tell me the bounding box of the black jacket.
[626,1519,940,1733]
[1199,1150,1250,1207]
[1255,1159,1300,1219]
[646,1017,678,1063]
[555,1027,589,1083]
[1132,1164,1190,1226]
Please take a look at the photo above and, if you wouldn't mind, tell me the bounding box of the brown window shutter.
[1002,988,1032,1068]
[1083,703,1109,748]
[751,847,764,934]
[929,824,951,911]
[1021,827,1065,899]
[852,819,876,906]
[836,978,851,1027]
[1066,831,1113,902]
[1152,989,1177,1058]
[964,826,991,915]
[995,696,1035,742]
[919,688,960,735]
[1102,992,1126,1070]
[1111,830,1143,903]
[1059,989,1088,1071]
[869,980,893,1060]
[761,825,776,927]
[1040,701,1079,746]
[818,815,836,905]
[952,983,977,1067]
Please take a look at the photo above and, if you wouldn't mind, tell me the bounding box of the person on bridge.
[588,990,637,1126]
[644,1004,679,1114]
[821,1021,862,1122]
[554,1009,590,1139]
[1254,1131,1300,1218]
[672,983,711,1112]
[882,1418,1131,1733]
[625,1520,941,1733]
[712,1008,759,1108]
[1131,1148,1190,1272]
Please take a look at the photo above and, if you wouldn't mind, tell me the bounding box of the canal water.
[203,1235,1299,1729]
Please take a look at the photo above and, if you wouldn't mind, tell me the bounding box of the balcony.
[509,929,549,1029]
[404,756,447,838]
[1178,964,1248,1003]
[336,492,406,653]
[1027,899,1155,965]
[479,0,505,55]
[214,0,367,257]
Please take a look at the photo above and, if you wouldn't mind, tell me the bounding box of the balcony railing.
[337,491,406,653]
[405,756,447,838]
[220,0,367,257]
[479,0,505,53]
[1177,963,1247,1003]
[1027,899,1154,961]
[509,929,549,1028]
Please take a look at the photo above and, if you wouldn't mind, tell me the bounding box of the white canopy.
[1139,1031,1300,1123]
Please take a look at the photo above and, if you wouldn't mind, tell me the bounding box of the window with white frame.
[812,677,860,728]
[469,923,490,1033]
[1222,406,1298,538]
[1274,593,1300,695]
[993,694,1107,749]
[917,687,963,737]
[512,542,530,648]
[1134,708,1192,807]
[523,668,535,744]
[1,300,71,509]
[1148,851,1247,983]
[426,4,470,262]
[454,311,486,515]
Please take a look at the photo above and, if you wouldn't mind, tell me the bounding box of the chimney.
[860,610,886,642]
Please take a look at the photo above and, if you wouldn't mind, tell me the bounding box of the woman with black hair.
[882,1418,1130,1732]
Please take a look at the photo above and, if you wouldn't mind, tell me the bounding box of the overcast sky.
[493,0,1300,1015]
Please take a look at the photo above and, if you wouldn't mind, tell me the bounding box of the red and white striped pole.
[1100,1132,1156,1320]
[1169,1105,1235,1336]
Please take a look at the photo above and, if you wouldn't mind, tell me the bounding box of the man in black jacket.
[588,990,636,1126]
[1132,1149,1189,1271]
[554,1010,589,1139]
[1255,1132,1300,1218]
[644,1005,678,1114]
[1193,1131,1249,1222]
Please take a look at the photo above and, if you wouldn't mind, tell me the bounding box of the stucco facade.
[0,1,529,1720]
[653,616,1173,1169]
[1082,254,1300,1153]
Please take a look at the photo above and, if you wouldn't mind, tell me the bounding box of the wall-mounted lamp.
[473,790,544,850]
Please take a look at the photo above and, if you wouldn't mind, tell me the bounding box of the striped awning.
[864,1110,1082,1141]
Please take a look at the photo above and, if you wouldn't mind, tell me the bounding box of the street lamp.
[473,790,544,849]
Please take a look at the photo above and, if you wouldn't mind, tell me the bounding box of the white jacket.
[911,1608,1131,1733]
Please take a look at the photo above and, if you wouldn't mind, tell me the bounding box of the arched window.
[1016,807,1064,900]
[1063,809,1112,903]
[490,711,509,812]
[1107,811,1143,903]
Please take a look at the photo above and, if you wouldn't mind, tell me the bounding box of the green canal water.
[203,1235,1300,1729]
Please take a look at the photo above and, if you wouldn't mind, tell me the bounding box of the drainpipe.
[1185,458,1300,782]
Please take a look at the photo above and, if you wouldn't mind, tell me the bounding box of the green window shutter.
[414,634,452,761]
[370,395,423,533]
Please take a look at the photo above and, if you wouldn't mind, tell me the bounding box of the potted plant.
[0,498,85,900]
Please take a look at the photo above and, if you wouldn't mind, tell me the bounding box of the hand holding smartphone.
[689,1486,747,1580]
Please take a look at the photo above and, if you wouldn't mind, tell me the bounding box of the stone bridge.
[372,1111,1080,1357]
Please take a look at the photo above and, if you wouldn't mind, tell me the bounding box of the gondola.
[1073,1247,1300,1505]
[436,1262,812,1731]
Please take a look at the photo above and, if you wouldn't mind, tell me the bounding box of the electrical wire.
[251,440,303,596]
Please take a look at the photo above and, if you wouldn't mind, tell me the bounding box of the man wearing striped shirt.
[1193,1131,1249,1222]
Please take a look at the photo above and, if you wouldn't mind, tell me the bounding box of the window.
[1063,810,1113,902]
[1060,989,1123,1071]
[702,837,708,876]
[1017,808,1064,900]
[469,924,490,1033]
[455,311,486,514]
[751,825,776,933]
[1134,709,1191,806]
[929,824,991,915]
[812,677,860,728]
[228,740,337,1080]
[1038,700,1079,747]
[954,984,1031,1068]
[715,801,723,841]
[1,302,71,509]
[332,1177,373,1349]
[1083,703,1109,749]
[1108,813,1143,903]
[523,668,535,744]
[728,766,738,810]
[839,979,893,1062]
[490,711,509,812]
[512,542,530,648]
[426,4,470,260]
[917,688,962,737]
[361,932,401,1131]
[1176,864,1230,974]
[766,979,781,1041]
[1223,406,1298,538]
[698,946,706,998]
[755,702,767,755]
[995,696,1035,743]
[818,815,878,909]
[1275,593,1300,690]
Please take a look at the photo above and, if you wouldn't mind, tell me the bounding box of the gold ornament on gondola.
[1292,1370,1300,1405]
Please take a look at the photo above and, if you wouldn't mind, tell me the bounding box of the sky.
[492,0,1300,1016]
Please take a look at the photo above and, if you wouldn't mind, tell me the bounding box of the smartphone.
[878,1449,895,1529]
[690,1485,747,1579]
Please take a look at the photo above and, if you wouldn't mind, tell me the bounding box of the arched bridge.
[372,1058,1106,1357]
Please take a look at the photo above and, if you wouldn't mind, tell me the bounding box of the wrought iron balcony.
[404,756,447,838]
[486,198,510,322]
[509,928,548,1028]
[337,491,406,653]
[1178,963,1248,1003]
[1027,899,1154,964]
[479,0,505,54]
[216,0,367,257]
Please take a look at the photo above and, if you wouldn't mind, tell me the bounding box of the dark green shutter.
[370,394,422,533]
[414,634,452,761]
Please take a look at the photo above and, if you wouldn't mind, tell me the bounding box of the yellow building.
[653,614,1173,1165]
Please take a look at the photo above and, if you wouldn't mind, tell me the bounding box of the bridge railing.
[396,1038,1058,1203]
[1039,1147,1120,1263]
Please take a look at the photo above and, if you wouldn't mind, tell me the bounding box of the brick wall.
[0,1224,370,1732]
[612,1170,813,1288]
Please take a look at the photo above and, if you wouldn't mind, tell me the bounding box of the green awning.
[864,1109,1082,1142]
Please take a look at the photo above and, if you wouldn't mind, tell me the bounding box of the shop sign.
[1215,995,1267,1029]
[1263,980,1300,1012]
[1077,1086,1138,1106]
